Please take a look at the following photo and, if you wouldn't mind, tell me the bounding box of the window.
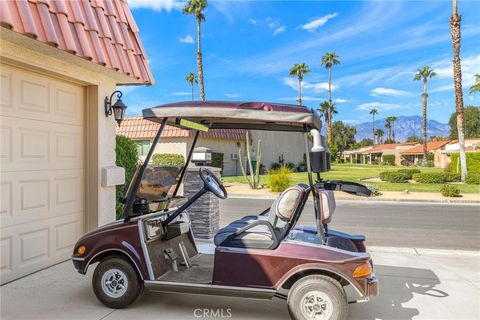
[136,140,151,156]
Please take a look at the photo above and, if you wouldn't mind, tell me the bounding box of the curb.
[227,194,480,204]
[368,246,480,257]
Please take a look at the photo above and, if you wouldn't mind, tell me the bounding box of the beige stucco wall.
[250,130,306,169]
[1,33,126,229]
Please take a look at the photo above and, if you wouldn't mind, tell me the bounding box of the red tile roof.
[365,142,418,154]
[117,117,247,141]
[0,0,153,84]
[401,140,451,155]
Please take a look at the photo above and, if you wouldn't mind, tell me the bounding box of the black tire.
[92,256,144,309]
[287,275,347,320]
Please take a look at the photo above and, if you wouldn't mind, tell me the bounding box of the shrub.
[382,154,395,166]
[285,162,296,171]
[379,171,409,183]
[267,167,293,192]
[115,135,139,219]
[211,152,224,170]
[152,153,185,166]
[412,172,446,184]
[397,168,421,179]
[444,172,461,182]
[364,183,382,197]
[466,174,480,185]
[440,185,460,197]
[449,152,480,174]
[270,162,282,170]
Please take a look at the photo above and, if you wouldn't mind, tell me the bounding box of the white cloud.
[370,87,411,97]
[248,19,257,25]
[128,0,184,11]
[225,93,240,98]
[278,96,325,102]
[432,55,479,85]
[170,92,191,96]
[300,13,338,31]
[273,26,286,36]
[334,98,347,103]
[179,35,194,44]
[357,102,402,111]
[283,78,338,93]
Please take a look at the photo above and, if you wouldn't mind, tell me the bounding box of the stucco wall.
[1,35,125,229]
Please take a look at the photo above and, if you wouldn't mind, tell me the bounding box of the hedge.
[379,171,409,183]
[152,153,185,166]
[466,174,480,185]
[211,152,224,170]
[382,154,395,166]
[412,172,447,184]
[449,152,480,174]
[115,135,139,219]
[397,168,421,179]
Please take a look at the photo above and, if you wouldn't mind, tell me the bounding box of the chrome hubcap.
[101,268,128,298]
[300,290,333,320]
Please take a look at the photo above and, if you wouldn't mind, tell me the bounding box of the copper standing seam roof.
[117,117,248,140]
[400,140,452,155]
[0,0,154,85]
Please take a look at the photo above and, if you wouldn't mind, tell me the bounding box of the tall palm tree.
[318,100,337,125]
[391,116,398,142]
[470,74,480,94]
[289,63,310,106]
[183,0,207,101]
[375,129,384,145]
[384,118,392,142]
[321,52,340,144]
[185,72,197,101]
[451,0,467,181]
[414,66,436,162]
[369,108,378,145]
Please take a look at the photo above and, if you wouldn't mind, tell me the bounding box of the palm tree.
[451,0,468,182]
[321,52,340,144]
[391,116,398,142]
[318,100,337,125]
[414,66,436,162]
[374,129,384,144]
[470,74,480,94]
[384,118,392,142]
[183,0,207,101]
[185,72,197,101]
[369,108,378,145]
[289,63,310,106]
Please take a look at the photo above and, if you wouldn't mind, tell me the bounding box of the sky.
[120,0,480,125]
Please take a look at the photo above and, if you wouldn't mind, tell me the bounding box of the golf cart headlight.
[76,245,86,256]
[353,261,372,278]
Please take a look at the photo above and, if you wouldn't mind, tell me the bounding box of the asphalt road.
[219,198,480,250]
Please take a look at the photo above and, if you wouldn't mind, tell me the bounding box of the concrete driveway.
[2,249,479,320]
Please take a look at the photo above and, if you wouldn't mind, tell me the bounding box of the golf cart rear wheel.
[92,256,144,309]
[287,275,347,320]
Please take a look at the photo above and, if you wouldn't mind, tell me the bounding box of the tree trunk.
[191,83,194,101]
[297,76,302,106]
[196,17,205,101]
[422,81,428,162]
[327,67,332,144]
[372,115,375,145]
[450,1,468,181]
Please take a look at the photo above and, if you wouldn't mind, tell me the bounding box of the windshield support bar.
[124,117,167,222]
[172,129,200,197]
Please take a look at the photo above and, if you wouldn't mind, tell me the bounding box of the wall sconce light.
[105,90,127,126]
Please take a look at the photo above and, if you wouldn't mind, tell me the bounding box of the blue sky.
[121,0,480,124]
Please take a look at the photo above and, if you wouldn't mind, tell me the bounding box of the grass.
[223,164,480,193]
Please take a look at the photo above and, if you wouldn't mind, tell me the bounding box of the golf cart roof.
[142,101,321,132]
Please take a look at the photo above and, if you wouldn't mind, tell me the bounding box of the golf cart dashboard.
[143,211,190,241]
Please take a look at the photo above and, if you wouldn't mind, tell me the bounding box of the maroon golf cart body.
[72,101,378,320]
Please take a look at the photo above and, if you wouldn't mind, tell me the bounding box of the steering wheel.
[199,167,228,199]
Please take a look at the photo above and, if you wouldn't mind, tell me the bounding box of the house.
[117,117,247,176]
[400,140,451,166]
[439,138,480,168]
[343,143,419,165]
[0,0,153,283]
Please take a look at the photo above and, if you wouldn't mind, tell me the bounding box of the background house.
[400,140,451,166]
[439,138,480,168]
[0,0,152,283]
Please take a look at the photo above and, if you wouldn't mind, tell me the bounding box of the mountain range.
[353,115,450,142]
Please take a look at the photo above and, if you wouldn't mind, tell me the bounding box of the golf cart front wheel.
[92,256,144,309]
[287,275,347,320]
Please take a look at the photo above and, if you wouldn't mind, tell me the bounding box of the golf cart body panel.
[72,101,378,313]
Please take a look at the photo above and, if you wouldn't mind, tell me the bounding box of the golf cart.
[72,101,378,320]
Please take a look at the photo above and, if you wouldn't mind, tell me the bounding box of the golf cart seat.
[214,185,308,249]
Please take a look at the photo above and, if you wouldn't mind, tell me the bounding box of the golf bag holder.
[314,180,371,197]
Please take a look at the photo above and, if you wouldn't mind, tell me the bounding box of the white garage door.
[1,64,85,284]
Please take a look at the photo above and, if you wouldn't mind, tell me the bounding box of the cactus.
[238,131,262,189]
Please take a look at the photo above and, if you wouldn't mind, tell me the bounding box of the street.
[220,198,480,250]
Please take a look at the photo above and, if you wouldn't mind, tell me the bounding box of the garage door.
[1,64,85,284]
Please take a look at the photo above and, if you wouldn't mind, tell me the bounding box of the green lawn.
[223,164,480,193]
